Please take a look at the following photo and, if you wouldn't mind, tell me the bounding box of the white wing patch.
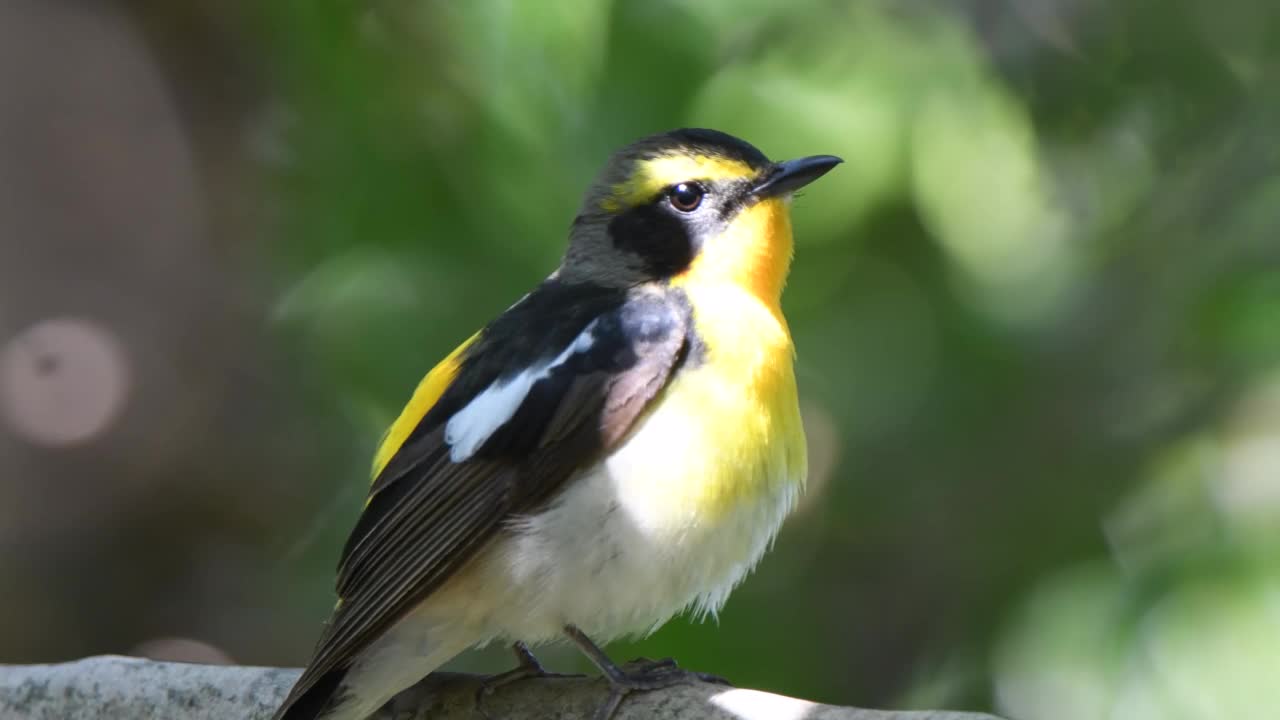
[444,319,599,462]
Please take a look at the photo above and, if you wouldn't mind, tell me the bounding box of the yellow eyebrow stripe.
[605,153,757,210]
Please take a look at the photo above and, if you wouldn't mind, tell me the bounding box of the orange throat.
[673,197,794,313]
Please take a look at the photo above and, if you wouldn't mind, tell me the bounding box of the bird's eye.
[667,182,704,212]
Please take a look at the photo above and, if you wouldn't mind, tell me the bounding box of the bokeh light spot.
[0,317,130,448]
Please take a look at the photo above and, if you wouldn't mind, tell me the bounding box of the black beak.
[752,155,843,198]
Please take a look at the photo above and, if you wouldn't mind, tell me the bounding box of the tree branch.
[0,655,1005,720]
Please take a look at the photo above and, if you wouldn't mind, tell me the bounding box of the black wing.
[277,281,691,715]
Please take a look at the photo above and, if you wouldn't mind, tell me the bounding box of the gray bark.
[0,656,1005,720]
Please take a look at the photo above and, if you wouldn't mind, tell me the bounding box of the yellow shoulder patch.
[370,332,478,480]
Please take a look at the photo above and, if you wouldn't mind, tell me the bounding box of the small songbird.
[274,128,841,720]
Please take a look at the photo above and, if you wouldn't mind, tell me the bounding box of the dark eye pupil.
[669,183,703,211]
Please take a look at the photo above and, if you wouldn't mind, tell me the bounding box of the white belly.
[498,463,798,642]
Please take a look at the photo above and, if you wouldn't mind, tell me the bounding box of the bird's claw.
[476,642,582,718]
[591,657,733,720]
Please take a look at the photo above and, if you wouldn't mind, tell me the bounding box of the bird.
[273,128,841,720]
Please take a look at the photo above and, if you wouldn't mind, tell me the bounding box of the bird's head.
[560,128,841,304]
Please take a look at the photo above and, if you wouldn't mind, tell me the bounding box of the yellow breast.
[623,194,809,524]
[647,283,807,521]
[558,280,805,626]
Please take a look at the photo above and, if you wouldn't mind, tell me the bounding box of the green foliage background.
[3,1,1279,718]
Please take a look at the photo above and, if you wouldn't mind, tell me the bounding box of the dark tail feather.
[274,668,347,720]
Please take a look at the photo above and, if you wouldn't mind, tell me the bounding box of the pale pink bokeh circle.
[0,317,131,447]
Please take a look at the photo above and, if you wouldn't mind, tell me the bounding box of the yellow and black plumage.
[274,128,841,720]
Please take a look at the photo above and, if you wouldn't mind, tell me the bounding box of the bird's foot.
[563,625,730,720]
[614,656,730,688]
[590,656,731,720]
[476,642,582,718]
[482,641,582,694]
